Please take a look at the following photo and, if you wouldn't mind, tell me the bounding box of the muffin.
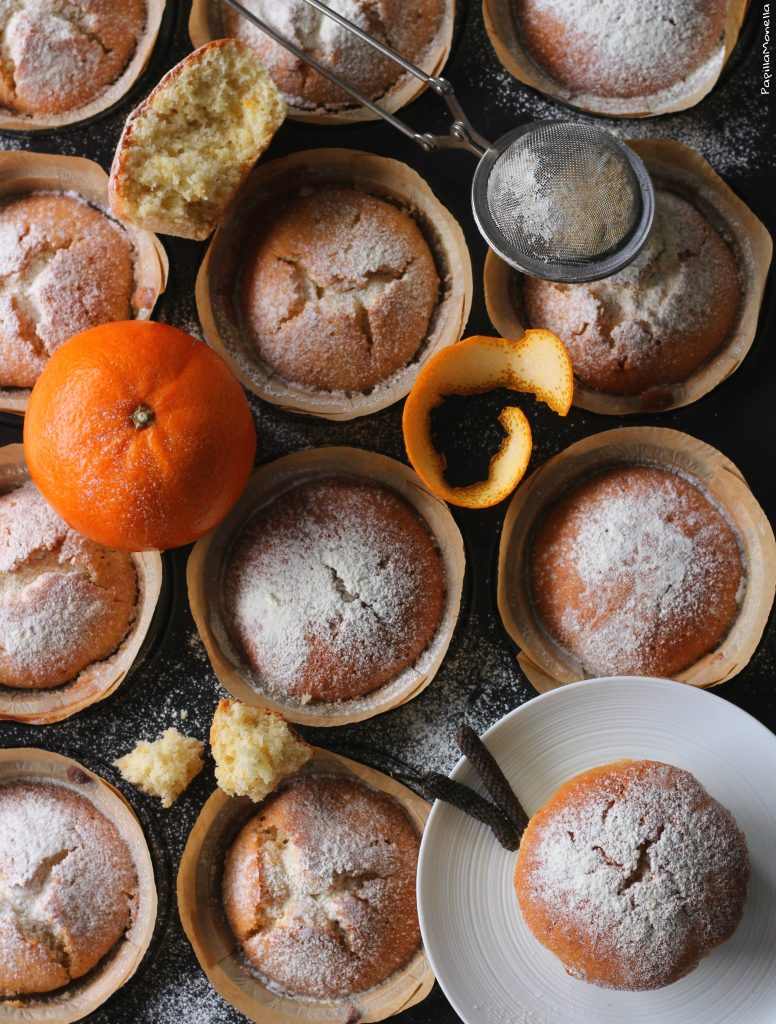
[0,779,138,997]
[522,190,741,396]
[238,186,440,394]
[223,476,445,703]
[220,0,444,112]
[514,759,750,990]
[0,192,137,389]
[528,465,745,678]
[514,0,728,102]
[0,479,138,690]
[222,774,421,999]
[0,0,147,117]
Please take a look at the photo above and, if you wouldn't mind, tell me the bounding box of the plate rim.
[417,675,776,1023]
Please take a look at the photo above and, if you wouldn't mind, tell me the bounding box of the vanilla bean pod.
[420,770,520,850]
[456,723,529,836]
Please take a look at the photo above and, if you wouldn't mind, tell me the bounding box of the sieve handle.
[222,0,490,156]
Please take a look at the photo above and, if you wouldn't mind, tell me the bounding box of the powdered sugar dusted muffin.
[0,479,138,689]
[514,760,750,990]
[522,190,741,396]
[514,0,728,102]
[0,779,138,997]
[528,465,744,678]
[0,192,137,389]
[0,0,147,117]
[222,774,421,999]
[238,186,440,394]
[223,476,445,703]
[220,0,443,111]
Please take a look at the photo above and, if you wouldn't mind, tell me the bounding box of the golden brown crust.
[514,760,750,990]
[238,186,440,394]
[222,774,421,999]
[108,38,285,241]
[0,780,138,997]
[223,476,446,703]
[0,192,136,389]
[0,480,138,690]
[220,0,443,111]
[522,190,741,396]
[528,465,744,678]
[0,0,146,116]
[515,0,727,100]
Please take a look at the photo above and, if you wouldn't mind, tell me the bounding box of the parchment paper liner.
[0,151,169,417]
[188,0,455,125]
[484,139,773,416]
[0,445,163,725]
[195,148,472,420]
[178,748,433,1023]
[0,0,166,132]
[0,748,157,1024]
[187,447,464,726]
[482,0,748,118]
[497,427,776,693]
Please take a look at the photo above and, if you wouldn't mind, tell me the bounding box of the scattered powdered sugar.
[516,0,727,104]
[487,137,637,261]
[522,188,741,393]
[224,477,443,701]
[530,466,745,677]
[221,0,443,110]
[0,480,138,687]
[0,479,64,573]
[0,779,137,987]
[223,775,418,1000]
[464,14,770,176]
[519,761,749,988]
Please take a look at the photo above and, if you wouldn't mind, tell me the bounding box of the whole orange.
[23,321,257,551]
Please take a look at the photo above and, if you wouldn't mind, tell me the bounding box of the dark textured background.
[0,2,774,1020]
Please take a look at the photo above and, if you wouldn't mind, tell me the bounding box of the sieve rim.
[471,121,656,284]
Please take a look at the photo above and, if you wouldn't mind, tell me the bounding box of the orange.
[24,321,257,551]
[402,331,573,508]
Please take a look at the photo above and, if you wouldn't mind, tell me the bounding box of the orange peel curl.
[402,330,573,508]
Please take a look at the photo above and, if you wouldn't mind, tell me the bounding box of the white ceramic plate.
[417,677,776,1024]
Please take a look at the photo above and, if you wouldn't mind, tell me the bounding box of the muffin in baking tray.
[238,186,440,394]
[514,0,729,102]
[0,478,138,690]
[223,475,446,703]
[514,759,750,990]
[0,779,138,997]
[528,464,745,679]
[220,0,444,113]
[522,189,741,397]
[0,192,138,390]
[0,0,147,118]
[222,773,421,999]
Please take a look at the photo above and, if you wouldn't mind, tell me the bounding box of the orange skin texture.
[23,321,257,551]
[402,331,573,508]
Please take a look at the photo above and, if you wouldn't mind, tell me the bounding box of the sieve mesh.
[485,123,641,266]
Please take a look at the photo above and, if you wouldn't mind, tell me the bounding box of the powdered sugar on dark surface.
[0,2,774,1023]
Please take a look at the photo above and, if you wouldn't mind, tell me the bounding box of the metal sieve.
[223,0,655,283]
